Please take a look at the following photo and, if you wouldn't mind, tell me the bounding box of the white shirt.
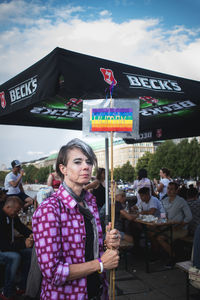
[4,172,22,194]
[133,178,152,204]
[137,196,163,217]
[159,178,171,200]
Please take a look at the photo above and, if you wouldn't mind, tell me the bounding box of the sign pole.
[109,96,116,300]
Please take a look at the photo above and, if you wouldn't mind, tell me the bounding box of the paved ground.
[1,247,200,300]
[114,249,200,300]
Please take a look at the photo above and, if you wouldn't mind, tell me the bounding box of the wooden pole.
[109,94,116,300]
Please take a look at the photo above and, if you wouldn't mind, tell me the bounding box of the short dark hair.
[138,168,148,181]
[56,138,97,180]
[138,187,150,195]
[168,181,179,190]
[161,168,170,177]
[4,196,23,207]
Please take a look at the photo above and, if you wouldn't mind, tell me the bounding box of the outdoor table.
[132,217,179,273]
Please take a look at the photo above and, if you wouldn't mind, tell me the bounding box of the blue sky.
[0,0,200,169]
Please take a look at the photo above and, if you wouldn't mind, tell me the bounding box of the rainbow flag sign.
[90,108,133,132]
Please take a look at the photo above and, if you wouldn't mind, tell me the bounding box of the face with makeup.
[59,148,93,190]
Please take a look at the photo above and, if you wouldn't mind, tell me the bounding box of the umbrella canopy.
[0,47,200,142]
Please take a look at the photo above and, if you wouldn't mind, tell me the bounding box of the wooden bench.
[119,240,134,271]
[177,236,193,260]
[176,260,200,300]
[180,235,194,244]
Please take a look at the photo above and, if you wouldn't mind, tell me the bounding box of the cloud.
[0,1,200,85]
[27,151,45,156]
[99,10,112,17]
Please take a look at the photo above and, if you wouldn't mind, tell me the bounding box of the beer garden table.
[132,217,180,273]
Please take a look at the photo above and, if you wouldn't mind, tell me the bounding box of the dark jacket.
[0,203,32,251]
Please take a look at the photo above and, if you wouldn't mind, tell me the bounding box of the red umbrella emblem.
[100,68,117,86]
[0,91,6,109]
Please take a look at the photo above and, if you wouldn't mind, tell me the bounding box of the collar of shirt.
[54,184,94,210]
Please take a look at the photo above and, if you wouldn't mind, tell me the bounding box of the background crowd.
[1,149,200,299]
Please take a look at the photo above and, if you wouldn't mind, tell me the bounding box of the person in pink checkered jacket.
[32,138,120,300]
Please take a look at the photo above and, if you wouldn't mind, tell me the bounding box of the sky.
[0,0,200,169]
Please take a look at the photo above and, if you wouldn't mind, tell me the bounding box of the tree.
[136,152,153,178]
[148,140,177,179]
[0,171,8,186]
[189,138,200,178]
[23,165,38,183]
[120,161,134,182]
[113,167,121,182]
[36,166,50,184]
[176,138,200,179]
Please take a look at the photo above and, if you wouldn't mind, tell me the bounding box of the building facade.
[91,139,156,168]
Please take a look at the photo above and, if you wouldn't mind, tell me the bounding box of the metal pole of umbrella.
[105,137,109,226]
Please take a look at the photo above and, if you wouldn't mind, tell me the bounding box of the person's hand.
[100,249,119,270]
[25,234,34,248]
[153,178,158,185]
[105,222,120,249]
[24,198,33,208]
[131,205,138,212]
[20,169,25,176]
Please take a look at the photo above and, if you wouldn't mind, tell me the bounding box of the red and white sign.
[0,91,6,109]
[100,68,117,86]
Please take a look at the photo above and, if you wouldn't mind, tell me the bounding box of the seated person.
[0,196,33,300]
[99,190,133,243]
[187,187,200,236]
[4,160,34,208]
[126,187,163,252]
[156,182,192,259]
[114,189,133,244]
[135,187,163,217]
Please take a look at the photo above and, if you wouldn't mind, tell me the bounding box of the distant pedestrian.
[4,160,34,207]
[154,167,172,200]
[133,168,152,205]
[47,164,62,192]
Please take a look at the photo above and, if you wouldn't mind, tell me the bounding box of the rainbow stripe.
[90,108,133,132]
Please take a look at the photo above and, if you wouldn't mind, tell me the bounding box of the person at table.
[156,182,192,258]
[32,138,120,300]
[186,186,200,236]
[0,196,33,300]
[135,187,163,217]
[154,167,172,200]
[84,167,105,211]
[4,160,34,208]
[113,189,134,243]
[132,168,152,205]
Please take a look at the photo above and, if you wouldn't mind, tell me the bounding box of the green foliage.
[23,164,51,184]
[136,152,153,178]
[0,171,8,186]
[137,138,200,180]
[23,165,38,183]
[113,161,134,182]
[36,166,50,184]
[113,167,121,182]
[148,140,177,179]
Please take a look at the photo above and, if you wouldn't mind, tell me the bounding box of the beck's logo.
[139,96,158,105]
[100,68,117,86]
[0,91,6,109]
[65,98,82,108]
